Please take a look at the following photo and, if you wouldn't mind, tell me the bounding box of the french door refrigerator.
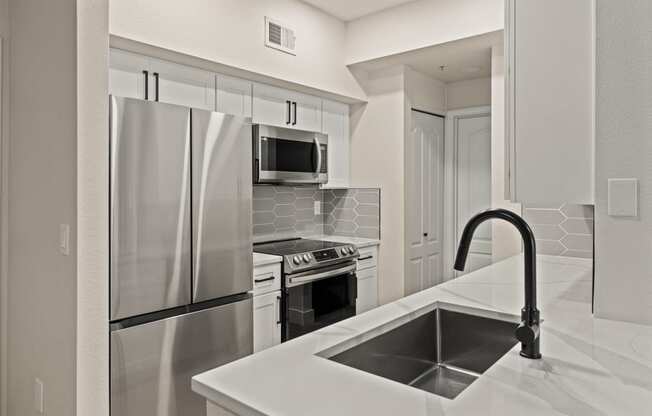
[109,96,253,416]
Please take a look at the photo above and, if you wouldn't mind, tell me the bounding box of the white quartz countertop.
[308,234,380,248]
[252,252,282,267]
[194,255,652,416]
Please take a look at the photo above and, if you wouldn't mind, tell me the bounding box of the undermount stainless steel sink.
[326,307,519,399]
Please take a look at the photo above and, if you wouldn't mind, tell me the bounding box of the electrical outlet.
[314,201,321,215]
[34,378,44,414]
[59,224,70,256]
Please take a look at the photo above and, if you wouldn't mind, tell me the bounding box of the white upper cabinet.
[109,49,216,111]
[252,83,322,132]
[216,75,252,117]
[109,49,150,100]
[506,0,594,205]
[149,58,216,111]
[322,99,350,188]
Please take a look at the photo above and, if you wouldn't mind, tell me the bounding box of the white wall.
[110,0,365,100]
[594,0,652,325]
[350,66,446,304]
[1,1,109,416]
[405,67,447,115]
[6,0,78,415]
[76,0,109,415]
[490,45,522,261]
[446,77,491,111]
[346,0,504,65]
[350,66,406,304]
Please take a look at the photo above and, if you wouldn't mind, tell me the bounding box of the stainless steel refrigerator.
[109,96,253,416]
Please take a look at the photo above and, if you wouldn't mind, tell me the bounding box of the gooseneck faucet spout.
[454,209,542,359]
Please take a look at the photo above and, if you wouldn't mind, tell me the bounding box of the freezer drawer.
[110,96,192,320]
[191,109,253,302]
[110,297,253,416]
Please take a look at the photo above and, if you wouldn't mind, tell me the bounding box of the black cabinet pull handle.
[358,256,373,261]
[286,100,292,124]
[153,72,160,102]
[276,295,282,324]
[292,101,297,125]
[423,232,428,237]
[142,70,149,100]
[254,276,275,283]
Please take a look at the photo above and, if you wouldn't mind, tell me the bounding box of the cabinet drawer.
[253,263,281,296]
[356,246,378,271]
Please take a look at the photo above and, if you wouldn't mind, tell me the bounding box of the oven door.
[253,124,328,184]
[283,262,356,341]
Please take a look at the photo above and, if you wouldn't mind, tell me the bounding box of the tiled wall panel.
[322,189,380,239]
[524,204,594,258]
[253,186,381,240]
[252,186,324,239]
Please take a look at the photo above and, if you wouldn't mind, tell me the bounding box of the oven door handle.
[287,263,356,287]
[314,137,322,175]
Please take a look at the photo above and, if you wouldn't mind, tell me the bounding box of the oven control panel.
[313,249,338,262]
[285,245,359,274]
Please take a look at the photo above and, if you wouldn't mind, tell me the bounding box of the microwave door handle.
[314,137,322,175]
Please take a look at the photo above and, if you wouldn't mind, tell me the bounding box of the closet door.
[456,115,492,273]
[405,111,444,295]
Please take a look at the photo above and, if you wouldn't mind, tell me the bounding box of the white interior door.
[406,110,444,295]
[456,115,492,274]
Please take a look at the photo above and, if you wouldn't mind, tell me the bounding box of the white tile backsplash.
[524,204,594,258]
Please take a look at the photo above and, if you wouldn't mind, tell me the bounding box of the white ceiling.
[301,0,418,21]
[350,31,503,83]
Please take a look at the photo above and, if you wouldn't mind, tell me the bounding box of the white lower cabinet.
[253,262,282,353]
[356,245,379,314]
[356,267,378,314]
[253,290,282,353]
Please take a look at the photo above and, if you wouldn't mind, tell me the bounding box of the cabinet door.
[216,74,252,117]
[253,291,281,352]
[356,267,378,314]
[109,49,150,100]
[252,83,292,127]
[507,0,594,204]
[293,92,322,132]
[252,83,322,131]
[149,58,216,111]
[322,100,350,187]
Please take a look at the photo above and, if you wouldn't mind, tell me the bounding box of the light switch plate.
[59,224,70,256]
[608,178,638,217]
[34,378,44,413]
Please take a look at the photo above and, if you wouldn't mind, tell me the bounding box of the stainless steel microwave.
[253,124,328,184]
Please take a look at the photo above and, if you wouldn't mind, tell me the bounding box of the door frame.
[404,108,445,294]
[443,106,491,280]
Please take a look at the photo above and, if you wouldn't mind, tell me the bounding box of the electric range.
[254,238,359,341]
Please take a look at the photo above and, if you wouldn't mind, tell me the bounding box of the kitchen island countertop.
[194,254,652,416]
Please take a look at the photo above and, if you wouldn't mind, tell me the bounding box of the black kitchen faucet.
[454,209,542,359]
